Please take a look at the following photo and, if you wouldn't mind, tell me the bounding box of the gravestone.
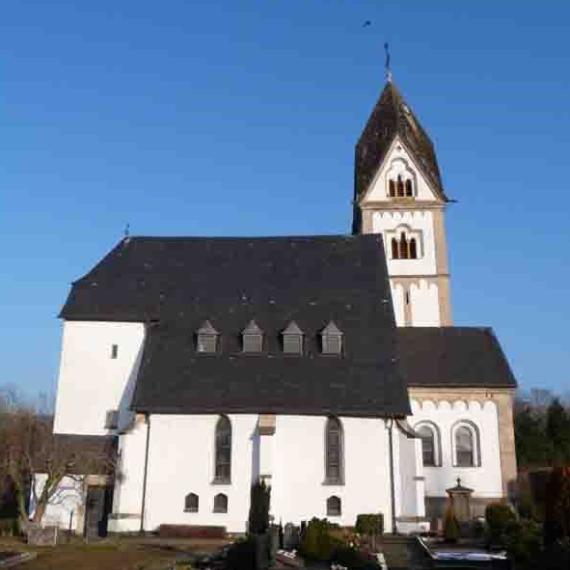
[446,478,474,522]
[27,524,58,546]
[283,523,300,550]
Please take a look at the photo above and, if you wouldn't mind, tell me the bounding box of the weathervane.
[124,222,130,238]
[384,42,392,82]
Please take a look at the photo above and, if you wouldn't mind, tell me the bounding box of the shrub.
[485,502,517,547]
[0,518,19,536]
[227,537,256,570]
[503,519,542,569]
[332,546,379,570]
[355,514,384,537]
[544,466,570,544]
[248,479,271,535]
[541,538,570,570]
[443,504,460,543]
[300,518,341,561]
[158,524,226,539]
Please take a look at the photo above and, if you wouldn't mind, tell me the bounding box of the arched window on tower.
[397,175,405,197]
[214,415,232,483]
[391,238,399,260]
[388,179,396,197]
[405,179,413,197]
[399,232,409,259]
[325,417,344,484]
[409,238,418,260]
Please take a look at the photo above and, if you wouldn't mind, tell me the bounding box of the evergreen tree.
[515,405,553,467]
[546,399,570,464]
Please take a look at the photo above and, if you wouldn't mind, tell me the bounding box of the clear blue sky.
[2,1,569,398]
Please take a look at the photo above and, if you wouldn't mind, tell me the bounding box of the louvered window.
[321,321,343,355]
[242,320,263,353]
[282,321,303,355]
[196,320,219,354]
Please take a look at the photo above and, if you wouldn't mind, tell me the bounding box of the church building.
[41,77,518,535]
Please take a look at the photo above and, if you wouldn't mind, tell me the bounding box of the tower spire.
[384,42,392,83]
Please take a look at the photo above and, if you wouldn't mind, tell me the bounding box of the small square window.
[213,493,228,513]
[184,493,199,513]
[105,409,119,430]
[111,344,118,359]
[326,496,342,516]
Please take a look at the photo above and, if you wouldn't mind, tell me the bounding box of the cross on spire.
[384,42,392,82]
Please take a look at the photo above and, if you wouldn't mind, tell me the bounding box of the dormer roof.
[242,320,263,334]
[282,321,303,335]
[354,81,449,204]
[196,320,218,335]
[321,321,343,336]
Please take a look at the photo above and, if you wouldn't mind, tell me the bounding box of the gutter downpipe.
[139,413,151,534]
[387,418,397,534]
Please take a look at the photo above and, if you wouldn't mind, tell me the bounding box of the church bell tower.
[352,80,452,327]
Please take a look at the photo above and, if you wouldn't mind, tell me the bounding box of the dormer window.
[321,321,343,355]
[242,320,263,353]
[196,320,219,354]
[282,321,303,355]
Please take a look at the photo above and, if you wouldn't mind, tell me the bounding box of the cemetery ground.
[0,535,228,570]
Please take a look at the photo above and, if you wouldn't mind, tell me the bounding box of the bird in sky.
[362,20,372,27]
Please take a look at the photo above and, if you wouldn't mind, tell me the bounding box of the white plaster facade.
[364,139,438,204]
[31,474,85,533]
[53,321,145,436]
[108,413,424,533]
[409,399,503,500]
[359,137,450,327]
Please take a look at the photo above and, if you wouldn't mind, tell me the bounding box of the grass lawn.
[0,536,228,570]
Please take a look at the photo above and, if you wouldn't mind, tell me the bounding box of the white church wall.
[410,280,440,326]
[31,474,84,533]
[142,414,258,533]
[112,414,398,533]
[372,210,437,277]
[363,138,439,203]
[53,321,146,436]
[270,416,393,528]
[390,283,405,327]
[395,430,425,517]
[108,416,149,533]
[409,399,503,499]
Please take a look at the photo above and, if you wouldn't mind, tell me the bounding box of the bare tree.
[0,395,114,532]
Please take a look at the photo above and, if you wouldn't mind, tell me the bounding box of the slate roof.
[397,327,517,388]
[354,81,448,203]
[35,434,117,474]
[61,235,410,417]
